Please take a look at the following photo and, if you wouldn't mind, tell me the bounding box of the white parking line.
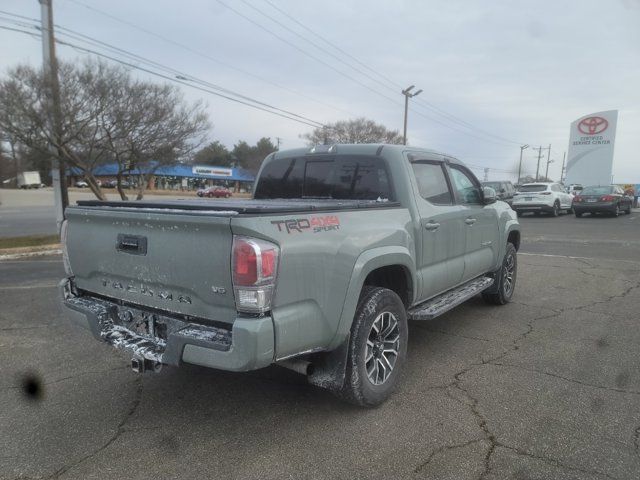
[0,283,58,290]
[519,252,640,264]
[0,249,62,261]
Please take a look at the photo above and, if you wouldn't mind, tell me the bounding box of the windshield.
[581,186,613,195]
[518,184,548,193]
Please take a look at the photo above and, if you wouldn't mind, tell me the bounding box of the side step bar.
[408,276,494,321]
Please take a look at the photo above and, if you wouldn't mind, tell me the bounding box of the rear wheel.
[551,201,559,217]
[340,287,408,407]
[483,243,517,305]
[575,211,583,218]
[207,192,214,198]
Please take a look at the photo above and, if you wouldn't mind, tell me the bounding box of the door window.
[410,162,453,205]
[449,166,482,205]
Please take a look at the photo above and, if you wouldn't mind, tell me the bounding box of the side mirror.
[483,186,497,204]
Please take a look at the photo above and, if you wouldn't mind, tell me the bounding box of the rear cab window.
[254,155,394,200]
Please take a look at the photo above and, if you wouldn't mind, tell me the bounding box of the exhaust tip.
[131,357,162,374]
[131,357,144,373]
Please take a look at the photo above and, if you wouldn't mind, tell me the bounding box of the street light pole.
[402,85,422,145]
[517,144,529,184]
[39,0,68,233]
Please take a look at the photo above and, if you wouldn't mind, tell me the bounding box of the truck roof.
[270,143,462,164]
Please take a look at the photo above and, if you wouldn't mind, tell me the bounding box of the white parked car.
[512,182,574,217]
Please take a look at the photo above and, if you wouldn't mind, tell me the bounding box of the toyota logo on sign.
[578,116,608,135]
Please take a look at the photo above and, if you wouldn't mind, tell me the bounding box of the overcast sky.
[1,0,639,182]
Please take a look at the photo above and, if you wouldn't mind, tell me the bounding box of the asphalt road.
[0,189,194,237]
[1,209,640,479]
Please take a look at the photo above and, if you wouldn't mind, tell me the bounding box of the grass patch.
[0,234,60,249]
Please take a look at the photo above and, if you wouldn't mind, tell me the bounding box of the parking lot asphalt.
[2,211,640,479]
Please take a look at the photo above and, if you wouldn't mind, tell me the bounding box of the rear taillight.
[573,196,582,203]
[232,236,279,313]
[60,219,73,276]
[600,195,615,201]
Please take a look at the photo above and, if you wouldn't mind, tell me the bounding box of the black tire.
[340,287,408,407]
[566,207,573,214]
[482,243,517,305]
[575,212,583,218]
[551,201,559,217]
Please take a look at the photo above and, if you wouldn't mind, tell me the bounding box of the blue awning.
[69,163,255,182]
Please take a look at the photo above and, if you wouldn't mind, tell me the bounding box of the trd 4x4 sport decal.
[271,215,340,234]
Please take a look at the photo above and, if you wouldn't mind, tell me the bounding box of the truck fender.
[308,246,415,394]
[327,246,416,351]
[484,222,520,294]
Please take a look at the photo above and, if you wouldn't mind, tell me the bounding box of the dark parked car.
[572,185,633,217]
[482,181,516,206]
[103,179,132,189]
[197,186,232,198]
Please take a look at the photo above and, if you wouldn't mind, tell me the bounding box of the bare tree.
[0,59,211,201]
[98,70,209,199]
[0,61,120,199]
[301,118,403,146]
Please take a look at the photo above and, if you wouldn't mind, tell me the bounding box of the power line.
[214,0,401,106]
[0,11,325,128]
[63,0,358,119]
[260,0,528,146]
[60,1,531,148]
[0,20,326,129]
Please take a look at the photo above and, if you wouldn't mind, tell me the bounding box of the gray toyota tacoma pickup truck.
[60,144,520,406]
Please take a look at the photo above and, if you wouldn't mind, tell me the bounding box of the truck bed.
[75,198,400,214]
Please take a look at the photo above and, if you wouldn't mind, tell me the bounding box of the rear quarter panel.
[231,207,415,360]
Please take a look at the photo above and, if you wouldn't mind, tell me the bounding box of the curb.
[0,244,62,261]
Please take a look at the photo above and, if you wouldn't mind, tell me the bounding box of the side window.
[448,166,482,205]
[410,162,453,205]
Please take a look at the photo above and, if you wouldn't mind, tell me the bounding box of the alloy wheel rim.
[365,311,400,385]
[503,252,516,296]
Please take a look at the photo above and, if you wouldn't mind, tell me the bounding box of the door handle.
[465,218,477,226]
[425,221,440,231]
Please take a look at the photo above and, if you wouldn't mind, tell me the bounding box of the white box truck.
[17,171,43,189]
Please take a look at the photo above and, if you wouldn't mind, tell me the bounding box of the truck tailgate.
[65,206,238,324]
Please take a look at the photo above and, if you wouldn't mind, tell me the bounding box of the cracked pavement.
[1,213,640,479]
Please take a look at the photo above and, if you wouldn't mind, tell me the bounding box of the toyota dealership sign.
[565,110,618,186]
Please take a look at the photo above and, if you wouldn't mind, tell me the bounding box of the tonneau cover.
[75,198,400,214]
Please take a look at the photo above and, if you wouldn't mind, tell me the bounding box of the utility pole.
[545,144,551,181]
[483,168,489,182]
[535,146,543,181]
[402,85,422,145]
[39,0,68,233]
[545,156,554,180]
[517,144,529,185]
[275,137,282,151]
[559,151,566,184]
